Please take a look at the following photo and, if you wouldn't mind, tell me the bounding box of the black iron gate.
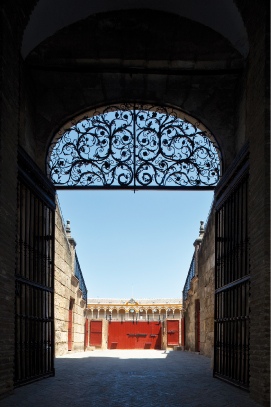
[214,143,250,389]
[15,147,56,386]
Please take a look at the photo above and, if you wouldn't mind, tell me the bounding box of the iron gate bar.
[215,275,250,294]
[16,147,55,387]
[15,276,54,293]
[214,152,249,391]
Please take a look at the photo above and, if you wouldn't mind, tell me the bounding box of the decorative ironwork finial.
[66,219,71,237]
[199,220,204,238]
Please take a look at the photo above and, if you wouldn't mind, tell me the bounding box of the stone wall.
[183,210,215,358]
[54,200,86,356]
[0,3,20,398]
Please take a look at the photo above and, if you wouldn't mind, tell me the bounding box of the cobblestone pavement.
[1,350,262,407]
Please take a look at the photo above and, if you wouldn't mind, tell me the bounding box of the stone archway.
[0,2,269,405]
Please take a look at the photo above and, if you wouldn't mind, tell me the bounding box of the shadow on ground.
[0,350,262,407]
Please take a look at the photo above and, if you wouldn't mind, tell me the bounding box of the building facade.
[87,298,183,350]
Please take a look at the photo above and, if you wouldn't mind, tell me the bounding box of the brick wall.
[0,4,20,399]
[235,2,270,405]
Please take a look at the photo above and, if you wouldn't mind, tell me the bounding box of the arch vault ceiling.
[22,0,248,58]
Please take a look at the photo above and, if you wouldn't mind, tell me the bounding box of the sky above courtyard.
[57,189,214,299]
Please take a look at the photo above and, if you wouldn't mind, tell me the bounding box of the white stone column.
[91,309,93,319]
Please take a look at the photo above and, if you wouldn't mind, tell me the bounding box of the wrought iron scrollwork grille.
[48,104,221,190]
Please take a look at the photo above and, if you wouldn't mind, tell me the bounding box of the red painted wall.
[108,321,161,349]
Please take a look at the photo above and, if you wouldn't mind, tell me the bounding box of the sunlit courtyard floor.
[1,350,262,407]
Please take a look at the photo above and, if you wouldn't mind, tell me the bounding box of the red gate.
[108,321,161,349]
[167,320,179,346]
[89,321,102,346]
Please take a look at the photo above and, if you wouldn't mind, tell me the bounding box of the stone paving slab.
[0,350,262,407]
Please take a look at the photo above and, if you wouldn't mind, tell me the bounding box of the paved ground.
[1,350,262,407]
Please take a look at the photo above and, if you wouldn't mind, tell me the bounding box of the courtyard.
[1,350,261,407]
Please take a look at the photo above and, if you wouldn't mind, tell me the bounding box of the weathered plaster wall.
[54,201,86,356]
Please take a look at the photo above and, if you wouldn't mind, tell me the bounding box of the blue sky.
[57,190,214,299]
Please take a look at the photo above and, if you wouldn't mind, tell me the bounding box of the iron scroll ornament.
[48,104,221,189]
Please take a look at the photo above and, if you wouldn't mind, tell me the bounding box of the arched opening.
[99,309,105,319]
[47,104,221,190]
[111,309,118,320]
[119,309,125,321]
[174,309,180,319]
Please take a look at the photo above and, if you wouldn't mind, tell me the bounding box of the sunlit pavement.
[1,350,262,407]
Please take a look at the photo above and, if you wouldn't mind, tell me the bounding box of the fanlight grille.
[48,104,221,189]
